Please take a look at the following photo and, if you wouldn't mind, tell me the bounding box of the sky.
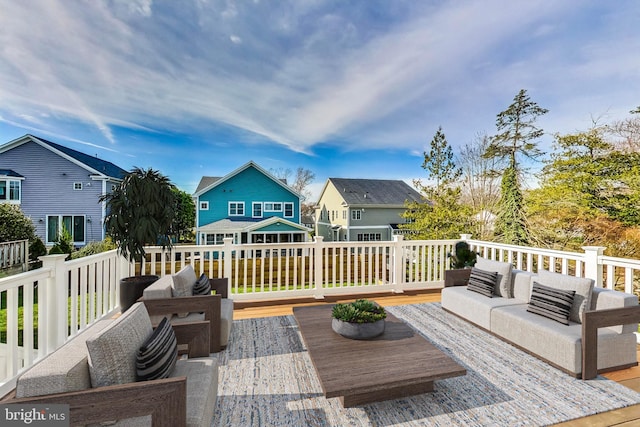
[1,0,639,201]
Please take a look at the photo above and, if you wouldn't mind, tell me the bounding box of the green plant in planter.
[332,299,387,324]
[99,167,177,311]
[448,241,477,269]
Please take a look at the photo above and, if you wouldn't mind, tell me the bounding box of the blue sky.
[1,1,639,201]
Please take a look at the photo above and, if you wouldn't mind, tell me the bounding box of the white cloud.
[0,0,638,156]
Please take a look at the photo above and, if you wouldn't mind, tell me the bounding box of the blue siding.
[0,139,115,245]
[198,164,300,226]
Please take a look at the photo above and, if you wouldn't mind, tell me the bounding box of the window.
[229,202,244,216]
[331,210,335,221]
[264,202,282,212]
[351,210,361,220]
[253,202,263,217]
[343,210,346,219]
[0,179,21,202]
[46,215,85,244]
[200,201,209,210]
[284,202,293,217]
[357,233,381,241]
[73,182,83,190]
[111,184,117,191]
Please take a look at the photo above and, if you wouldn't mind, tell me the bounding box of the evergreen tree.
[402,127,473,239]
[484,89,548,245]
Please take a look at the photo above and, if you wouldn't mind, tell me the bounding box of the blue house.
[194,161,309,245]
[0,134,128,246]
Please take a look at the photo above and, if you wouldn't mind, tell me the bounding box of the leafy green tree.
[100,167,176,262]
[402,127,473,239]
[528,129,640,253]
[172,187,196,242]
[0,204,36,242]
[484,89,548,245]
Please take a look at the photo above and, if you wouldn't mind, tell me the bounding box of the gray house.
[0,134,128,247]
[315,178,422,241]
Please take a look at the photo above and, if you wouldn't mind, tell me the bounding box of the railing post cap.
[582,246,606,254]
[39,254,69,263]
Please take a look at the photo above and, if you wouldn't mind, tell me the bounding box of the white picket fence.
[1,235,639,396]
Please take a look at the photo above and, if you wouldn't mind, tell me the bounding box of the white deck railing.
[1,235,639,396]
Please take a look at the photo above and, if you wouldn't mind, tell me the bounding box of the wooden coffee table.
[293,304,466,407]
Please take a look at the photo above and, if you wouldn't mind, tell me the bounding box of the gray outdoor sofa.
[441,257,640,379]
[2,302,218,426]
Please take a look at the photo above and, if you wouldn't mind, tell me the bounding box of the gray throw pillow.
[136,317,178,381]
[467,267,497,298]
[527,282,576,325]
[536,269,594,323]
[475,256,513,298]
[172,265,198,318]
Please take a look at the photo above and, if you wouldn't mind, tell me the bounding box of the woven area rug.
[214,303,640,426]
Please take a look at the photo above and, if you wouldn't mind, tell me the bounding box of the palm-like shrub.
[100,167,176,262]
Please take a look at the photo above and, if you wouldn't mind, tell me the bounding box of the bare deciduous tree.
[458,133,501,240]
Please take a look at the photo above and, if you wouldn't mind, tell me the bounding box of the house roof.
[1,134,128,180]
[198,216,308,233]
[327,178,422,206]
[195,176,221,194]
[193,160,299,197]
[0,169,24,178]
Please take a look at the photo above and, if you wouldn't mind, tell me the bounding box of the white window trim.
[0,178,22,203]
[200,201,209,210]
[284,202,294,218]
[264,202,283,212]
[73,182,83,190]
[228,201,245,216]
[46,214,86,245]
[351,210,362,220]
[252,202,263,218]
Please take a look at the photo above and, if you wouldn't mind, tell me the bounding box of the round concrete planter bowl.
[332,318,386,340]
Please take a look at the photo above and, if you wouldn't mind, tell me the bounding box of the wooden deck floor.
[233,290,640,427]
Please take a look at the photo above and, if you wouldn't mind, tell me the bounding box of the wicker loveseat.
[2,303,218,427]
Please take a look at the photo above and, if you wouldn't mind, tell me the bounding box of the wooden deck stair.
[233,290,640,427]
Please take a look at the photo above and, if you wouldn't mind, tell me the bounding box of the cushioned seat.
[441,286,525,330]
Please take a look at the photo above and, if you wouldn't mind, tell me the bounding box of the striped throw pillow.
[136,317,177,381]
[527,282,576,325]
[467,267,498,298]
[193,273,211,296]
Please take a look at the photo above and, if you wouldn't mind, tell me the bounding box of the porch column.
[582,246,606,287]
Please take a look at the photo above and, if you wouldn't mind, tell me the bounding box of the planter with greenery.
[100,167,177,312]
[445,241,478,287]
[331,299,387,340]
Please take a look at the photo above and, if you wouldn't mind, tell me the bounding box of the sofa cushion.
[136,317,178,381]
[15,320,113,398]
[143,275,174,324]
[220,298,234,347]
[441,286,525,330]
[536,270,594,323]
[591,287,640,334]
[512,270,535,302]
[527,282,575,325]
[86,302,153,388]
[173,265,198,317]
[491,304,637,375]
[467,267,497,298]
[193,273,211,296]
[475,256,513,298]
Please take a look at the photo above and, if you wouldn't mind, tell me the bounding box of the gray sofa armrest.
[582,305,640,380]
[3,376,187,427]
